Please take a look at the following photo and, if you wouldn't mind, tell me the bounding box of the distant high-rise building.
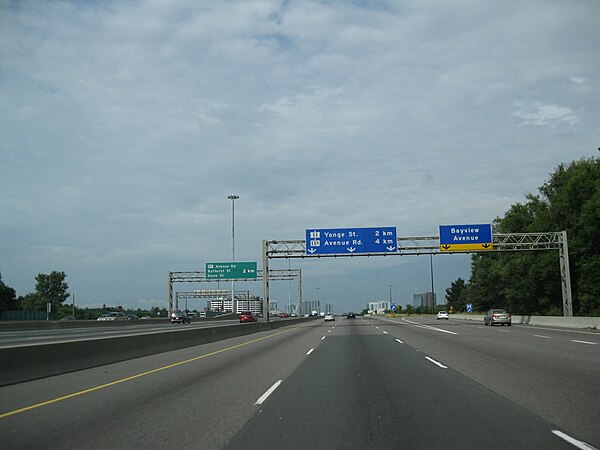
[367,300,390,314]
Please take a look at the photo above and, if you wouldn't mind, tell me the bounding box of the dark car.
[347,312,356,319]
[484,308,511,326]
[171,310,190,324]
[239,311,256,323]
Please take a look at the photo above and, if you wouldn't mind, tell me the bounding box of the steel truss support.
[168,269,301,316]
[262,231,573,317]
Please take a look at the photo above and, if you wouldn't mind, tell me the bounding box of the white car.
[324,314,335,321]
[97,312,127,321]
[436,311,449,320]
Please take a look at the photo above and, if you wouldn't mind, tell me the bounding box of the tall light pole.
[430,253,436,312]
[315,287,320,314]
[388,284,392,306]
[228,194,239,314]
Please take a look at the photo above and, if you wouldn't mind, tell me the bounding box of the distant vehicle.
[484,309,511,326]
[279,313,289,318]
[311,310,318,317]
[436,311,449,320]
[140,315,151,320]
[98,312,127,321]
[59,315,75,321]
[171,310,191,324]
[187,312,198,318]
[324,314,335,321]
[347,312,356,319]
[126,314,140,320]
[239,311,256,323]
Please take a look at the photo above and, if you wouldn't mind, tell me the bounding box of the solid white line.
[425,357,448,369]
[255,380,283,405]
[306,348,314,355]
[321,336,326,340]
[534,335,551,339]
[401,318,458,335]
[571,340,598,345]
[551,430,597,450]
[395,339,404,344]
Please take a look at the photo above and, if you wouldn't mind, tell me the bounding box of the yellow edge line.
[0,327,294,420]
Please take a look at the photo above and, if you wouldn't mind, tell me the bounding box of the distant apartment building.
[368,300,390,314]
[208,294,263,315]
[413,292,436,309]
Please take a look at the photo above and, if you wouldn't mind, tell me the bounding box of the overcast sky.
[1,1,599,313]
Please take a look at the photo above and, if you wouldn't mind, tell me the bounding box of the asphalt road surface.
[0,316,598,449]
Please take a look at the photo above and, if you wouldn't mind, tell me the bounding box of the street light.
[228,194,239,314]
[315,287,320,313]
[430,253,436,312]
[389,284,392,306]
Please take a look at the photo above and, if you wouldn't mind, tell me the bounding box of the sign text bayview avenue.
[450,226,484,242]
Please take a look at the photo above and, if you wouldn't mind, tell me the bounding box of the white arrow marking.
[347,247,356,252]
[307,248,316,253]
[387,246,396,251]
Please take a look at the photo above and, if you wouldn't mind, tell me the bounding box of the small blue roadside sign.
[391,303,397,311]
[439,224,493,252]
[467,303,473,313]
[306,227,397,255]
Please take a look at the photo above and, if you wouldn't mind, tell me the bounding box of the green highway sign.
[205,262,257,280]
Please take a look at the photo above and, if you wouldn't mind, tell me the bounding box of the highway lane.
[226,317,581,449]
[0,320,327,449]
[0,319,277,348]
[0,316,596,449]
[366,315,600,446]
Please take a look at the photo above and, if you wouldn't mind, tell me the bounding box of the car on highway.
[484,308,511,326]
[239,311,257,323]
[97,312,127,321]
[126,314,140,320]
[324,314,335,321]
[347,312,356,319]
[436,311,449,320]
[279,313,289,318]
[170,310,191,324]
[59,315,75,321]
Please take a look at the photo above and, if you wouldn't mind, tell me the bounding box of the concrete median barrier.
[0,318,307,387]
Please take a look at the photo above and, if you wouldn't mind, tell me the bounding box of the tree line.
[445,157,600,316]
[0,271,167,319]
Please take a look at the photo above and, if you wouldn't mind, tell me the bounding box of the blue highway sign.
[306,227,397,255]
[439,224,493,252]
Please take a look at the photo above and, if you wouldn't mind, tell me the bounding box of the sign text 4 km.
[305,227,397,255]
[205,262,257,279]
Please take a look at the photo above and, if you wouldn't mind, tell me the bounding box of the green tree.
[35,271,69,308]
[18,292,42,311]
[0,274,19,312]
[460,157,600,316]
[445,278,467,312]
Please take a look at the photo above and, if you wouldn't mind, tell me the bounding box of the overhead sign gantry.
[262,226,573,319]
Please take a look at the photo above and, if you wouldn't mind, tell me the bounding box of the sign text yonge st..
[306,227,397,255]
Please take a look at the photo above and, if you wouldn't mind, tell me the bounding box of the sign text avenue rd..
[205,262,257,279]
[439,224,493,252]
[306,227,397,255]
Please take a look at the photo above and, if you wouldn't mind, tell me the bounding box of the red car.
[279,313,289,318]
[239,311,256,323]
